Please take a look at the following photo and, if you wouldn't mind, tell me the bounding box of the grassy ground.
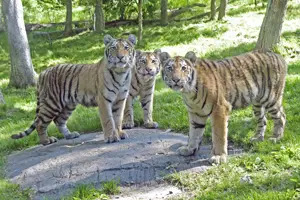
[0,0,299,199]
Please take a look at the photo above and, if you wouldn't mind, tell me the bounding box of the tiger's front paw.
[65,132,80,140]
[104,130,120,143]
[41,136,58,146]
[269,135,283,143]
[144,121,159,129]
[122,121,134,129]
[210,154,227,165]
[118,130,129,140]
[177,145,196,156]
[250,135,264,142]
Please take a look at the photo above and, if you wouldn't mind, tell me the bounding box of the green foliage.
[0,180,32,200]
[62,180,119,200]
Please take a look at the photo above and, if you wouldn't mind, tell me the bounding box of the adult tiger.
[11,34,137,145]
[161,49,287,164]
[123,49,161,129]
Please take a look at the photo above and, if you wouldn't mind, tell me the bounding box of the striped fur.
[123,49,161,129]
[161,49,287,164]
[11,34,137,145]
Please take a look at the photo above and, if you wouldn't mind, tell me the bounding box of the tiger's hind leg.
[54,105,80,140]
[267,105,286,143]
[251,105,267,142]
[36,104,59,145]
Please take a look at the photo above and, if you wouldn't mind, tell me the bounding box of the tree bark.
[119,0,125,20]
[168,3,206,20]
[218,0,227,20]
[256,0,288,50]
[0,89,4,104]
[64,0,73,36]
[0,5,4,32]
[138,0,143,43]
[210,0,216,20]
[94,0,105,33]
[2,0,37,88]
[161,0,168,26]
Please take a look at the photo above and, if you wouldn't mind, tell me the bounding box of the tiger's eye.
[181,66,187,71]
[167,66,173,71]
[124,45,129,50]
[152,60,156,64]
[140,59,146,64]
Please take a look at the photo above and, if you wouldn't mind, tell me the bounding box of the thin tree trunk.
[64,0,73,36]
[119,0,125,20]
[0,5,4,32]
[0,89,4,104]
[2,0,37,88]
[256,0,288,50]
[210,0,216,20]
[138,0,143,43]
[94,0,105,33]
[161,0,168,26]
[218,0,227,20]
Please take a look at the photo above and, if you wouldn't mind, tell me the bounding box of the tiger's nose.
[146,68,153,72]
[173,78,180,83]
[118,55,124,60]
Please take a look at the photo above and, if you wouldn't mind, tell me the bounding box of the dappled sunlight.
[13,102,36,112]
[0,79,9,87]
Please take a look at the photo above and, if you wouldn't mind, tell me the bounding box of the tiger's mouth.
[138,69,159,77]
[171,84,184,91]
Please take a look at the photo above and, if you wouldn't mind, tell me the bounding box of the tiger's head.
[161,51,197,92]
[104,34,137,72]
[135,49,161,82]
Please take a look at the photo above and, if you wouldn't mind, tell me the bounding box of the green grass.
[62,180,120,200]
[0,0,299,199]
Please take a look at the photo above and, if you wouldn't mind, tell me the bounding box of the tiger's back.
[195,50,287,110]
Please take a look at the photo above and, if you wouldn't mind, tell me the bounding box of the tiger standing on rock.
[123,49,161,129]
[11,34,137,145]
[161,49,287,164]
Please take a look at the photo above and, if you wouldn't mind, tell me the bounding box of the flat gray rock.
[5,128,242,200]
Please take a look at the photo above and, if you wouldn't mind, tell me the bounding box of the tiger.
[122,49,161,129]
[11,34,137,145]
[160,49,287,164]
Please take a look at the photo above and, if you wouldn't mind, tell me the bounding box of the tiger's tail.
[12,87,40,140]
[11,120,37,139]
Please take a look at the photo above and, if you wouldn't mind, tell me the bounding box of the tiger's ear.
[159,52,171,64]
[104,35,114,46]
[128,34,137,45]
[185,51,197,64]
[136,50,142,58]
[154,49,162,55]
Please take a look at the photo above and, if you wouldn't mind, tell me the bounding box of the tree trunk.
[119,0,125,20]
[64,0,73,36]
[94,0,105,33]
[0,5,4,32]
[2,0,37,88]
[210,0,216,20]
[256,0,288,50]
[218,0,227,20]
[138,0,143,43]
[0,89,4,104]
[161,0,168,26]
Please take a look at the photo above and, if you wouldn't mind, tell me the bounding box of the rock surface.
[6,128,242,199]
